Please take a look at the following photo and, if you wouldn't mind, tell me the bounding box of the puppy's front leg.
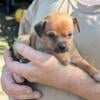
[71,48,100,82]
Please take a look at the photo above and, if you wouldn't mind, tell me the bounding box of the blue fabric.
[5,0,15,13]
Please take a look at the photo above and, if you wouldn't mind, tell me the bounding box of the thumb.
[4,49,32,77]
[15,43,52,65]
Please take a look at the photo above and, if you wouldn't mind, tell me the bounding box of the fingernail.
[34,92,41,99]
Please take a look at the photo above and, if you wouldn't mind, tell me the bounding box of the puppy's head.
[34,13,80,65]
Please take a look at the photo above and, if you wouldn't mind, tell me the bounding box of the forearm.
[5,45,100,100]
[44,65,100,100]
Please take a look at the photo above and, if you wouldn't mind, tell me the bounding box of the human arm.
[1,0,41,99]
[4,43,100,100]
[1,64,41,100]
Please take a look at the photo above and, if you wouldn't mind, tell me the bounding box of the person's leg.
[11,0,15,7]
[5,0,15,13]
[5,0,10,13]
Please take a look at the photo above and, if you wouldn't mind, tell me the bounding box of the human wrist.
[39,66,69,91]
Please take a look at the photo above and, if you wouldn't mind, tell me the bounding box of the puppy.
[11,12,100,84]
[10,12,100,100]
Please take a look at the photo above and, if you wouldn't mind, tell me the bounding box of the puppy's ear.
[73,17,80,32]
[34,20,47,37]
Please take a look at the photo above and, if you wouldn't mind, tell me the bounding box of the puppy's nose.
[58,43,68,52]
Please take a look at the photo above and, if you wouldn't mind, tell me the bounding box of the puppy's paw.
[61,60,70,66]
[93,73,100,82]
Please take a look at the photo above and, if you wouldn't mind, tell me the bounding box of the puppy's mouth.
[54,49,68,53]
[54,46,69,53]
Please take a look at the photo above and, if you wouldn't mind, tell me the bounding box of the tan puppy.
[11,12,100,83]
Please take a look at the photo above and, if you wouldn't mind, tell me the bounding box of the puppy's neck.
[35,36,48,52]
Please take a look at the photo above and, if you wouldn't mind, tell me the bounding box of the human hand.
[4,43,100,100]
[4,43,66,89]
[1,65,41,100]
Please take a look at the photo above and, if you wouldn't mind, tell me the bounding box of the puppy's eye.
[47,32,55,38]
[67,33,73,38]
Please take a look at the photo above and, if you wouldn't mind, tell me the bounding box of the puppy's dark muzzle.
[55,43,69,53]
